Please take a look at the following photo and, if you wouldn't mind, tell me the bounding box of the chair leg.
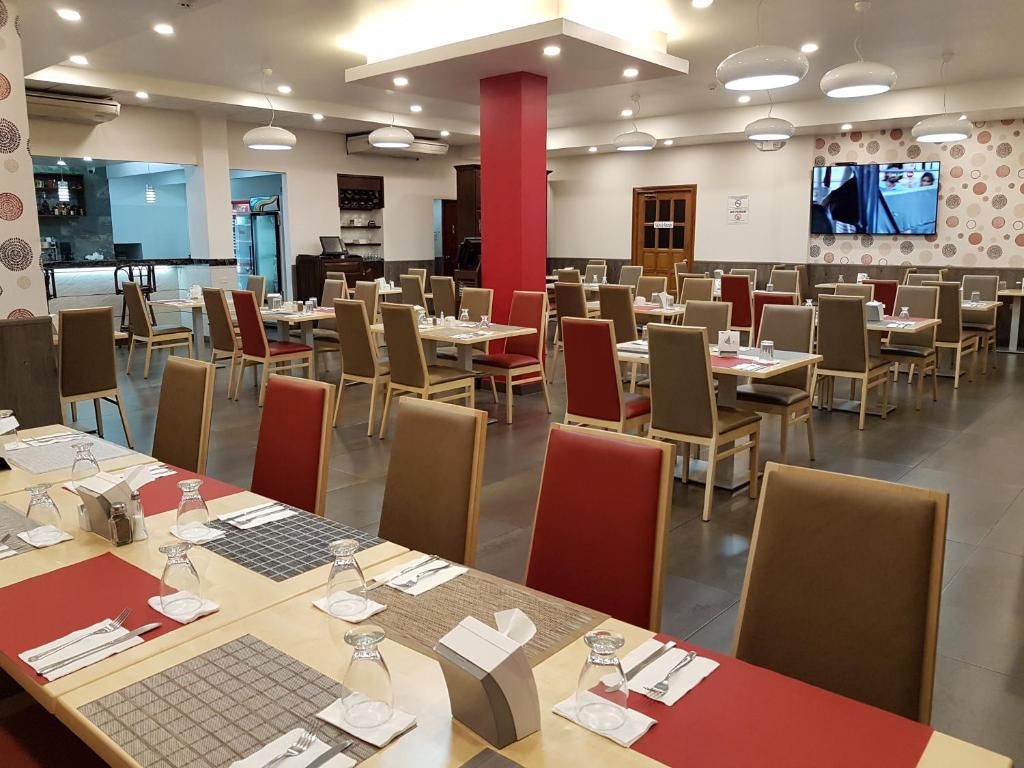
[232,360,245,401]
[931,360,939,402]
[969,344,978,382]
[468,382,476,409]
[70,401,78,422]
[378,386,395,439]
[748,431,760,500]
[226,353,238,399]
[489,376,500,403]
[915,362,924,410]
[702,449,718,522]
[858,379,868,430]
[334,376,346,428]
[126,337,136,375]
[505,374,513,424]
[540,373,552,414]
[93,398,104,438]
[366,381,381,436]
[953,347,963,389]
[778,414,789,464]
[981,336,990,373]
[881,376,890,420]
[187,337,193,359]
[143,340,154,379]
[682,443,691,483]
[549,339,560,383]
[257,363,271,407]
[805,409,816,461]
[115,394,134,448]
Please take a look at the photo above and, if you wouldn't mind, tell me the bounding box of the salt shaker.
[129,490,148,541]
[108,502,134,546]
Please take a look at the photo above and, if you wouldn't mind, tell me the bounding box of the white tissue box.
[717,330,740,355]
[865,300,885,322]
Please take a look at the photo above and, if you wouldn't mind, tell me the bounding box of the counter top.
[42,258,238,269]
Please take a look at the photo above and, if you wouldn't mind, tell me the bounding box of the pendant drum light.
[820,2,896,97]
[912,53,971,143]
[243,68,297,151]
[614,96,656,151]
[369,115,414,148]
[144,163,157,204]
[745,116,794,141]
[717,1,808,91]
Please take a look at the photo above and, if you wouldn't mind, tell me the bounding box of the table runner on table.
[80,634,380,767]
[373,569,605,667]
[626,634,933,768]
[203,510,383,582]
[0,501,39,558]
[0,553,181,684]
[2,434,134,474]
[136,467,241,516]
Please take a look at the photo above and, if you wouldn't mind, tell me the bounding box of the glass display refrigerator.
[232,196,282,294]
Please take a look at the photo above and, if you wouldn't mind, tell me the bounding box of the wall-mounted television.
[810,161,940,235]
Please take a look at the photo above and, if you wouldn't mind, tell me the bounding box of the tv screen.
[810,161,940,235]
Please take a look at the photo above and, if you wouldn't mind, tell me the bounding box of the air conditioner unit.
[27,92,120,125]
[346,133,449,158]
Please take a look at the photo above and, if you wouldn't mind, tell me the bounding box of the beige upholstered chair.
[730,268,758,288]
[400,274,427,307]
[436,287,494,363]
[152,357,215,473]
[961,275,999,371]
[0,317,62,428]
[430,275,458,318]
[245,275,267,306]
[353,280,380,323]
[312,278,346,363]
[597,284,638,344]
[583,264,607,284]
[814,295,890,430]
[905,272,941,286]
[555,268,581,284]
[735,462,947,723]
[550,282,589,382]
[618,265,643,291]
[835,283,874,300]
[231,290,313,406]
[408,267,428,286]
[681,299,731,340]
[674,263,704,291]
[332,299,391,435]
[378,398,486,565]
[880,285,939,410]
[202,287,241,398]
[648,324,760,522]
[378,304,476,438]
[58,307,133,447]
[926,280,979,388]
[768,268,800,299]
[123,281,192,379]
[679,278,714,304]
[736,305,816,463]
[636,276,668,302]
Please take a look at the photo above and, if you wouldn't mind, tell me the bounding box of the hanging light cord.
[630,95,641,132]
[940,56,948,112]
[755,0,766,43]
[766,89,774,117]
[260,69,277,128]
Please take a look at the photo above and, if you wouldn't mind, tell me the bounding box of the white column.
[185,115,233,263]
[0,1,46,318]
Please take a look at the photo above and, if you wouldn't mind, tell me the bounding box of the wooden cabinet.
[454,164,481,246]
[293,255,383,302]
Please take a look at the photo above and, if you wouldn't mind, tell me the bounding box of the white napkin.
[374,558,467,596]
[552,692,656,747]
[0,415,18,435]
[628,648,719,706]
[219,503,297,530]
[312,593,387,623]
[607,638,666,686]
[316,694,417,747]
[495,608,537,646]
[169,524,225,543]
[0,543,18,560]
[146,593,220,625]
[18,621,144,681]
[229,728,355,768]
[17,528,73,548]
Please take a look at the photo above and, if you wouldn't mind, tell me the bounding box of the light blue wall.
[230,173,282,202]
[108,173,191,260]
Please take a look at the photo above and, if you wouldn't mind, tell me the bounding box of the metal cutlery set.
[36,621,161,677]
[258,720,355,768]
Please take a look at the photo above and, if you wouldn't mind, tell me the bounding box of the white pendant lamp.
[912,53,971,143]
[745,115,794,141]
[57,179,70,203]
[244,68,297,151]
[717,44,808,91]
[369,115,414,148]
[144,163,157,204]
[820,3,896,98]
[614,96,656,151]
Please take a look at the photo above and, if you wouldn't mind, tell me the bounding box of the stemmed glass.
[25,484,64,546]
[175,479,210,542]
[342,625,394,728]
[159,542,203,620]
[459,308,470,323]
[899,306,911,320]
[70,441,100,491]
[575,630,628,732]
[325,539,367,619]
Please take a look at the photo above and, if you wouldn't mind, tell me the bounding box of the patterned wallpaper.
[808,119,1024,269]
[0,1,44,318]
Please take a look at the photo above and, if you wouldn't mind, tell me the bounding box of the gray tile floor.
[82,346,1024,763]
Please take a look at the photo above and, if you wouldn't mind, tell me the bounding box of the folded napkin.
[147,593,220,625]
[219,503,297,530]
[0,543,19,560]
[18,621,144,681]
[230,728,355,768]
[169,524,226,543]
[552,692,656,747]
[317,694,416,747]
[17,528,73,548]
[628,648,719,706]
[0,415,18,435]
[312,593,387,622]
[371,558,467,596]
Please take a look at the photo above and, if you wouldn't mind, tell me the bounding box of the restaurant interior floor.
[53,347,1024,763]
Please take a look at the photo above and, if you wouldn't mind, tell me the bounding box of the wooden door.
[441,199,458,259]
[631,185,696,291]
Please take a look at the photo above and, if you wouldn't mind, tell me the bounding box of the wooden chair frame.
[154,357,216,474]
[881,289,940,411]
[331,301,392,436]
[124,282,192,379]
[232,293,313,407]
[203,288,241,399]
[813,309,891,430]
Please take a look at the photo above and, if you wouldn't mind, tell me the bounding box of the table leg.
[276,320,289,342]
[1010,296,1022,353]
[299,322,315,379]
[191,306,205,359]
[457,344,475,372]
[423,339,438,365]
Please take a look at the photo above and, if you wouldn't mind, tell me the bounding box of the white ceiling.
[20,0,1024,141]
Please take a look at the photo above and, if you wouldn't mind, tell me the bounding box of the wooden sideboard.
[292,254,384,301]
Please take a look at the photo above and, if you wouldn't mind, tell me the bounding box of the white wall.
[548,136,815,264]
[108,175,191,261]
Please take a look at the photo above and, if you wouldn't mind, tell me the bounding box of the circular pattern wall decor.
[0,237,32,270]
[942,244,957,258]
[0,191,22,220]
[0,73,10,101]
[0,2,8,29]
[6,309,32,320]
[0,119,20,153]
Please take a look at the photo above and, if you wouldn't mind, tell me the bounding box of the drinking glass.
[837,274,845,283]
[999,280,1007,291]
[760,340,775,361]
[70,441,100,491]
[970,291,981,304]
[342,625,394,728]
[459,308,470,322]
[25,484,64,546]
[310,297,319,310]
[325,539,367,619]
[804,298,814,307]
[159,542,203,620]
[766,283,774,292]
[175,479,210,542]
[575,630,627,732]
[479,315,490,328]
[899,306,911,320]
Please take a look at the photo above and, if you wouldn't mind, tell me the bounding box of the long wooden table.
[371,320,535,371]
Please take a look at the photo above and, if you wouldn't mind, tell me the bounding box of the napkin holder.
[717,330,740,356]
[856,272,868,284]
[75,472,133,542]
[435,617,540,749]
[865,300,885,323]
[657,291,673,309]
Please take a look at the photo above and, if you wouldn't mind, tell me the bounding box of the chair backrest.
[962,274,997,301]
[562,318,625,423]
[460,287,493,321]
[251,375,334,516]
[554,282,588,322]
[152,357,215,473]
[245,275,267,306]
[752,291,797,341]
[925,281,964,344]
[400,274,427,307]
[889,285,939,348]
[817,295,869,373]
[835,283,874,301]
[618,265,643,290]
[503,291,546,359]
[648,324,716,438]
[408,268,427,287]
[735,462,947,723]
[635,276,668,302]
[556,268,581,284]
[317,279,346,331]
[682,299,731,340]
[381,303,428,388]
[905,273,940,286]
[730,268,758,288]
[863,279,899,315]
[768,269,800,297]
[202,288,237,354]
[674,264,703,283]
[430,276,458,318]
[583,264,607,284]
[526,423,673,630]
[758,305,815,390]
[231,290,269,358]
[334,299,380,378]
[0,317,62,428]
[679,277,713,304]
[721,274,753,329]
[58,307,117,397]
[597,284,637,344]
[122,281,153,338]
[587,259,607,265]
[379,398,486,566]
[353,280,380,322]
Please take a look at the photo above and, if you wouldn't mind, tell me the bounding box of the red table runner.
[629,636,933,768]
[0,553,181,685]
[137,466,240,516]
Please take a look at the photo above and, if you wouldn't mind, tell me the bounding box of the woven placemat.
[80,634,380,767]
[3,435,134,474]
[373,569,605,667]
[0,501,38,556]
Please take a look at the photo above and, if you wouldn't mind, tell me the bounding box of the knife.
[366,555,438,591]
[223,503,281,523]
[305,740,354,768]
[38,622,161,676]
[625,640,677,682]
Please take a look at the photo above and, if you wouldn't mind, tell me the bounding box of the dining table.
[147,298,209,358]
[371,320,536,371]
[998,288,1024,353]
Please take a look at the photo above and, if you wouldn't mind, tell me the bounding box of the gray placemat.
[460,749,526,768]
[3,434,134,474]
[203,510,384,582]
[0,501,38,556]
[80,634,380,767]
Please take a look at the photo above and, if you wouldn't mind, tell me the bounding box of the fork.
[0,533,10,547]
[27,608,132,663]
[391,561,450,588]
[644,650,697,700]
[259,721,322,768]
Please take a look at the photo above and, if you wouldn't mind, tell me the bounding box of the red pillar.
[479,72,548,324]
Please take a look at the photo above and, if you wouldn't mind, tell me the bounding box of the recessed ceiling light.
[841,123,853,130]
[277,85,292,94]
[588,146,598,153]
[621,108,634,117]
[801,42,819,54]
[69,54,89,66]
[737,94,752,103]
[440,129,450,137]
[312,113,324,121]
[543,45,561,57]
[82,156,93,162]
[153,23,174,35]
[410,104,423,113]
[692,0,714,7]
[663,139,674,145]
[56,8,81,21]
[623,67,639,78]
[135,91,149,100]
[393,76,408,87]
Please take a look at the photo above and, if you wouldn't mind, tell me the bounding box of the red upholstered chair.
[231,290,314,406]
[864,279,899,316]
[752,291,797,341]
[251,375,335,515]
[473,290,553,424]
[721,274,754,341]
[525,423,674,630]
[562,317,650,433]
[0,703,108,768]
